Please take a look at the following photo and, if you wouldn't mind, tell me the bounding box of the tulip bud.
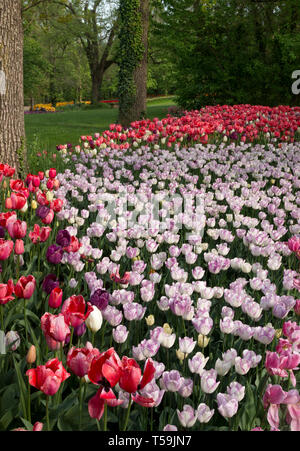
[145,315,155,326]
[20,202,28,213]
[85,306,103,333]
[26,345,36,364]
[198,334,210,348]
[46,191,54,202]
[176,349,185,363]
[163,323,173,335]
[15,239,25,255]
[275,329,282,339]
[31,200,38,209]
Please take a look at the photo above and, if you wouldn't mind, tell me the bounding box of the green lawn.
[25,97,176,172]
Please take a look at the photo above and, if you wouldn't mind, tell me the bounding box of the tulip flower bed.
[1,105,300,432]
[56,105,300,154]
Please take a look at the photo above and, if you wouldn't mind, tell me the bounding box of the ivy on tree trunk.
[118,0,149,128]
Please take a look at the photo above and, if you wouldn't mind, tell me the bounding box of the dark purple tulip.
[90,289,109,311]
[0,226,5,238]
[46,244,64,265]
[74,322,86,337]
[36,205,50,220]
[42,274,60,295]
[56,230,71,248]
[230,132,238,140]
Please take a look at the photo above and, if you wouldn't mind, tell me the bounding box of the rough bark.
[0,0,26,175]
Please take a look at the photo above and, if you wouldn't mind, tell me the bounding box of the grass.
[25,97,177,172]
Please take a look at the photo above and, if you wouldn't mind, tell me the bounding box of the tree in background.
[0,0,27,175]
[153,0,300,109]
[55,0,119,104]
[118,0,150,128]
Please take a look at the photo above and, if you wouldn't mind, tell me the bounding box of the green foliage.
[153,0,300,108]
[117,0,145,116]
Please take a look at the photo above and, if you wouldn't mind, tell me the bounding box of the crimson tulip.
[26,358,70,396]
[61,295,93,328]
[50,198,63,213]
[5,192,27,210]
[7,219,27,239]
[48,287,63,309]
[14,275,36,299]
[0,239,14,260]
[14,239,24,255]
[88,348,122,388]
[88,387,123,421]
[67,342,100,378]
[29,224,52,244]
[41,312,70,349]
[41,208,54,225]
[119,357,142,394]
[0,279,15,305]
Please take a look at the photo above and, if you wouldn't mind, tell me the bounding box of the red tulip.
[41,209,54,225]
[0,239,14,260]
[0,279,15,305]
[29,224,52,244]
[0,212,17,228]
[132,393,156,407]
[35,190,49,206]
[41,312,70,348]
[64,236,81,253]
[14,239,24,255]
[139,358,156,390]
[118,358,156,394]
[26,358,70,396]
[46,179,54,190]
[119,357,142,394]
[67,342,100,378]
[110,271,130,285]
[7,219,27,239]
[48,287,63,309]
[88,387,123,421]
[5,192,27,210]
[0,163,15,178]
[10,179,26,192]
[50,198,63,212]
[14,275,36,299]
[88,348,122,388]
[61,295,93,328]
[49,168,57,179]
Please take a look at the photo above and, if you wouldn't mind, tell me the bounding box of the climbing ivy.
[117,0,145,124]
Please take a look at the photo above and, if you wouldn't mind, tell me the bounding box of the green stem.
[68,327,74,351]
[96,419,101,431]
[23,299,28,343]
[0,305,4,331]
[79,378,84,431]
[27,364,32,423]
[103,402,108,431]
[46,395,50,431]
[122,395,132,431]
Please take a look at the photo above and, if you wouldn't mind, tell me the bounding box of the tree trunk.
[0,0,26,176]
[118,0,150,128]
[91,70,103,105]
[131,0,149,121]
